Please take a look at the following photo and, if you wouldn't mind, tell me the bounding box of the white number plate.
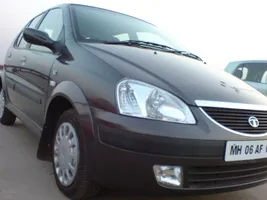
[225,140,267,162]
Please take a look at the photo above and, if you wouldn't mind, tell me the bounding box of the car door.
[14,8,64,127]
[4,13,46,115]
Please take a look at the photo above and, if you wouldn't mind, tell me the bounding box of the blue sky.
[1,0,267,69]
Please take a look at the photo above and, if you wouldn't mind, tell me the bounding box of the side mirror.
[23,28,58,53]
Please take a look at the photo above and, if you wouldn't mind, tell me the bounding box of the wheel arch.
[37,81,94,161]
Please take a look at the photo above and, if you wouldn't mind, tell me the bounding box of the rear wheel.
[52,109,100,200]
[0,89,16,125]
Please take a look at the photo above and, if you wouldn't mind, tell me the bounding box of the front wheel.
[52,109,100,200]
[0,89,16,125]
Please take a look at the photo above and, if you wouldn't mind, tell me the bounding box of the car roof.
[228,60,267,65]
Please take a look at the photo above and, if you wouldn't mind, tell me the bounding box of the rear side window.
[15,32,28,49]
[234,63,267,84]
[30,8,63,52]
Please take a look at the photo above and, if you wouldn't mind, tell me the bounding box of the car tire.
[0,89,16,125]
[52,109,100,200]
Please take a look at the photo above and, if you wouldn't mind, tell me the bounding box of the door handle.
[12,68,18,73]
[20,56,27,63]
[20,56,27,66]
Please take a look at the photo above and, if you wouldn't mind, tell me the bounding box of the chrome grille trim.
[199,108,267,137]
[195,100,267,137]
[195,100,267,111]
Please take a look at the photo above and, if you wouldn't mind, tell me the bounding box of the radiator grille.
[202,107,267,134]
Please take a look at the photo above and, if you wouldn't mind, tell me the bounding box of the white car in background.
[225,60,267,96]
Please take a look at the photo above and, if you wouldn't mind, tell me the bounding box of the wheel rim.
[53,122,80,187]
[0,89,5,119]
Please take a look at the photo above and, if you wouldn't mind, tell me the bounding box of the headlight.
[116,79,196,124]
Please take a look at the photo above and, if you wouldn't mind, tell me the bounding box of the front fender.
[45,80,93,125]
[38,81,95,161]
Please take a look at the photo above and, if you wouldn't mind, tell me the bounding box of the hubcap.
[53,122,79,187]
[0,89,5,118]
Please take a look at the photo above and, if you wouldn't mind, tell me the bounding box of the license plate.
[225,140,267,162]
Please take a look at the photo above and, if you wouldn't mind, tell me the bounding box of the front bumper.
[89,107,267,194]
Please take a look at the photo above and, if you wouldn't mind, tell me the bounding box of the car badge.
[248,116,259,128]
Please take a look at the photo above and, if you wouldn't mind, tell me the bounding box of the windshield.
[70,5,187,52]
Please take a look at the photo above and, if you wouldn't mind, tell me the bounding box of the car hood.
[80,43,267,106]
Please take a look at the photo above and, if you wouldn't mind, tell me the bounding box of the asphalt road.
[0,120,266,200]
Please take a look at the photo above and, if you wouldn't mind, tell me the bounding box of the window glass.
[234,66,248,80]
[15,14,45,49]
[30,9,63,52]
[71,5,187,51]
[114,33,129,41]
[261,71,267,83]
[235,63,267,83]
[137,32,172,46]
[242,67,248,80]
[28,13,45,28]
[16,32,28,48]
[38,9,63,41]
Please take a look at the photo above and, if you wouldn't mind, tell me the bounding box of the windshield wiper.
[111,40,204,62]
[85,39,204,62]
[106,40,178,51]
[85,39,177,51]
[179,51,203,62]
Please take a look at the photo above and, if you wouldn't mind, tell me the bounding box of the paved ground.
[0,120,266,200]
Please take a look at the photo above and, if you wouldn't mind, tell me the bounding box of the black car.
[2,3,267,200]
